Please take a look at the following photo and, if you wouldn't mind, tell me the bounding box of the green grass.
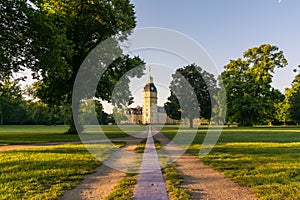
[0,125,147,145]
[0,125,147,199]
[200,142,300,199]
[84,125,146,139]
[134,139,147,153]
[161,125,300,200]
[163,164,190,200]
[0,125,78,145]
[0,143,123,200]
[104,172,137,200]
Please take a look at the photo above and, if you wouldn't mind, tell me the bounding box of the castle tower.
[142,74,158,124]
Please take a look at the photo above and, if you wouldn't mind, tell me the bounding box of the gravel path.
[175,154,256,200]
[60,136,144,200]
[154,131,257,200]
[60,164,125,200]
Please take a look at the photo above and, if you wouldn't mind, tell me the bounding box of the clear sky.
[130,0,300,92]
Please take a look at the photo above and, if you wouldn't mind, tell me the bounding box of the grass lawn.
[0,125,146,145]
[0,125,138,199]
[0,143,123,200]
[161,126,300,200]
[0,125,77,145]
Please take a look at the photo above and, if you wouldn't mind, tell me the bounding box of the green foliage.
[0,0,37,79]
[31,0,144,134]
[164,94,181,120]
[26,101,71,125]
[274,88,291,125]
[0,78,28,125]
[112,107,128,124]
[0,79,73,125]
[98,55,145,107]
[287,73,300,123]
[165,64,217,128]
[1,0,144,133]
[221,44,287,126]
[212,86,227,124]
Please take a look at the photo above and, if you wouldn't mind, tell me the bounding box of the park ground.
[1,125,300,199]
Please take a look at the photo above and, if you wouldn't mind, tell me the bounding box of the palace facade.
[122,76,177,125]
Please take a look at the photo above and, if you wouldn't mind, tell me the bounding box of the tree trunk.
[66,100,82,134]
[189,117,193,128]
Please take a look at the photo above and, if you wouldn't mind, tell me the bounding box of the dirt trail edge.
[154,132,257,200]
[60,136,143,200]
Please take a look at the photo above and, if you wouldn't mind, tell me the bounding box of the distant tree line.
[0,78,114,125]
[165,44,300,127]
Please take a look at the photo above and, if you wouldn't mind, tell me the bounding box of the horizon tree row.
[0,78,114,125]
[165,44,300,127]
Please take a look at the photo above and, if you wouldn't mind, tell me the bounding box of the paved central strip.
[133,126,168,200]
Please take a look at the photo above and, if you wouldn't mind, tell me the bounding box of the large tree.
[287,71,300,124]
[0,0,37,79]
[1,0,144,133]
[165,64,217,128]
[221,44,287,126]
[274,88,291,125]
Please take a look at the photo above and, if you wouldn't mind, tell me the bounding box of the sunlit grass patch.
[163,164,190,200]
[0,125,78,145]
[194,141,300,199]
[162,125,300,199]
[0,143,120,200]
[104,172,137,200]
[81,125,148,141]
[0,125,147,146]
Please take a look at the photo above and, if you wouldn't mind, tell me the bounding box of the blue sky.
[130,0,300,92]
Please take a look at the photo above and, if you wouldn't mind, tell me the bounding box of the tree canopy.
[165,64,217,128]
[221,44,287,126]
[1,0,144,133]
[287,71,300,124]
[0,78,27,125]
[0,0,35,78]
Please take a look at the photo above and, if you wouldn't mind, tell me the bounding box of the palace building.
[122,75,177,125]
